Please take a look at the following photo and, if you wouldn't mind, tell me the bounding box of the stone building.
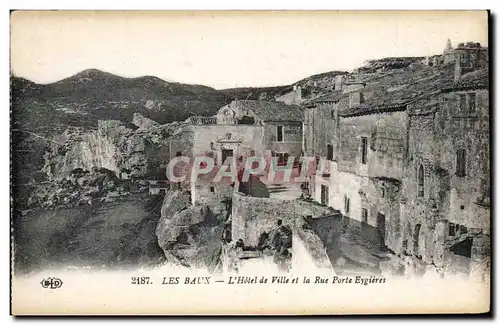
[303,41,490,277]
[168,100,304,204]
[165,40,489,278]
[401,46,490,277]
[275,85,305,105]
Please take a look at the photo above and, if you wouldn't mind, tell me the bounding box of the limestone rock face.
[42,119,180,182]
[155,190,231,271]
[132,112,160,129]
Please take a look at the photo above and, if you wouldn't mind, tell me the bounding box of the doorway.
[320,185,329,206]
[377,213,386,248]
[221,149,234,165]
[413,224,422,259]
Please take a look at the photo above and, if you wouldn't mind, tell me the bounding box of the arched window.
[456,149,466,177]
[417,165,424,198]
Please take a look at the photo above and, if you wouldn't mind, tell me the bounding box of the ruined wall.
[191,182,234,206]
[263,122,303,158]
[231,192,334,246]
[292,217,335,274]
[169,128,195,159]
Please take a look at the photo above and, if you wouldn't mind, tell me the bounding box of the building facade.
[304,40,490,277]
[169,100,304,204]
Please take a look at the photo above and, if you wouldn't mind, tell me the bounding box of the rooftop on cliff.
[228,100,304,122]
[307,48,487,117]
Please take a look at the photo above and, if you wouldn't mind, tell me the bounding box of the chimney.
[349,91,364,108]
[334,75,345,91]
[296,85,302,100]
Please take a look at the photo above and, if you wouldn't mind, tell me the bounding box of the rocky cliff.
[42,116,180,182]
[155,190,232,272]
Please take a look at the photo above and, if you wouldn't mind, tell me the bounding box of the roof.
[336,64,456,117]
[441,68,489,92]
[230,100,303,122]
[305,59,489,118]
[307,90,343,104]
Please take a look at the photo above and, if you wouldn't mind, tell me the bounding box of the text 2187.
[131,276,151,285]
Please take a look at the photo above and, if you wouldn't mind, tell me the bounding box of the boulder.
[132,112,159,129]
[155,190,231,272]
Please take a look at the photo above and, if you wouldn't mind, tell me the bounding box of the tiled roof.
[336,64,456,117]
[441,68,489,92]
[231,100,303,122]
[305,90,344,105]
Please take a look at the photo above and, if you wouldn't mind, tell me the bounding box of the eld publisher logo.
[40,277,63,289]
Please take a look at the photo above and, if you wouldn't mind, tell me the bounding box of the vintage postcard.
[10,10,490,315]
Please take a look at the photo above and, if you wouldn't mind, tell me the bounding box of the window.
[210,186,215,193]
[460,52,472,67]
[456,149,466,177]
[361,137,368,164]
[277,152,289,166]
[176,151,182,157]
[468,93,476,113]
[344,195,350,214]
[449,223,456,236]
[237,115,255,125]
[277,125,284,142]
[361,208,368,224]
[417,165,424,198]
[327,144,334,161]
[331,109,335,119]
[459,94,467,112]
[381,188,385,198]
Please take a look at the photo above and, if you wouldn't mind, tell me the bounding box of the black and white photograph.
[9,10,491,315]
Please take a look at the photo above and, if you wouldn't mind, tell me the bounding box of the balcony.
[188,116,217,125]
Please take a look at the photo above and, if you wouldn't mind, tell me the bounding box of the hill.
[220,70,348,101]
[11,69,232,136]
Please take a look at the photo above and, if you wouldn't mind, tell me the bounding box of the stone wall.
[275,87,304,106]
[169,128,195,159]
[264,122,303,158]
[193,125,266,161]
[401,86,490,269]
[313,161,402,254]
[191,182,234,206]
[231,192,334,247]
[438,89,490,229]
[303,103,337,158]
[338,112,407,179]
[292,217,335,273]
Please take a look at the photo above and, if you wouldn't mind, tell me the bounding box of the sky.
[10,10,488,89]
